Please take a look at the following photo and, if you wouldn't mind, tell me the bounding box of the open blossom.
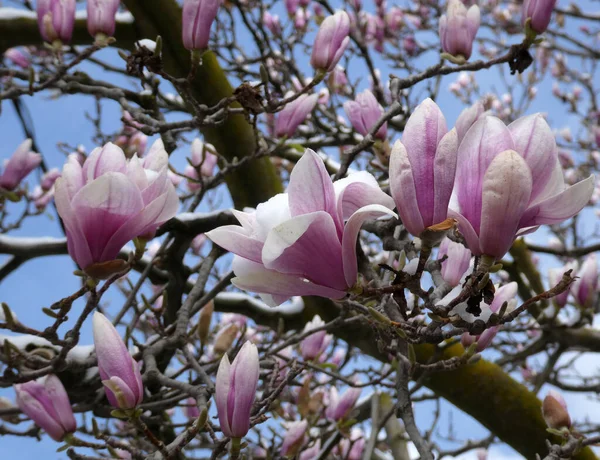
[15,375,76,442]
[274,93,319,138]
[182,0,221,50]
[185,139,218,191]
[522,0,557,34]
[87,0,120,38]
[451,114,594,261]
[343,89,387,140]
[389,98,459,237]
[460,282,518,352]
[215,341,259,438]
[206,149,395,306]
[438,237,471,287]
[310,11,351,72]
[37,0,76,44]
[93,312,144,409]
[54,141,179,278]
[571,254,598,308]
[0,140,42,191]
[439,0,480,61]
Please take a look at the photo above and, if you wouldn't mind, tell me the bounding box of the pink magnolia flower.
[438,237,471,287]
[300,315,331,360]
[93,312,144,409]
[15,375,76,442]
[37,0,76,44]
[460,282,518,352]
[87,0,120,38]
[274,93,319,138]
[571,254,598,308]
[439,0,480,61]
[389,98,459,237]
[54,141,179,278]
[182,0,221,50]
[299,440,321,460]
[3,48,30,68]
[522,0,557,34]
[336,428,365,460]
[206,149,395,306]
[343,89,387,140]
[310,11,351,72]
[0,140,42,191]
[281,420,308,457]
[325,385,361,421]
[215,341,259,438]
[451,114,594,261]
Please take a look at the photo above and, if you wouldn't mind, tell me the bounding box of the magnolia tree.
[1,0,600,459]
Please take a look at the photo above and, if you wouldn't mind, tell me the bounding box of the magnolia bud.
[542,390,571,430]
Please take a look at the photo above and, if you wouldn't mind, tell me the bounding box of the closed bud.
[274,93,319,138]
[542,390,571,429]
[213,323,239,354]
[571,254,598,308]
[343,89,387,140]
[310,11,351,72]
[0,140,42,191]
[36,0,76,44]
[92,312,144,409]
[215,341,259,438]
[522,0,557,35]
[15,375,76,441]
[281,420,308,457]
[300,315,330,361]
[87,0,120,38]
[182,0,221,51]
[197,300,214,345]
[439,0,480,62]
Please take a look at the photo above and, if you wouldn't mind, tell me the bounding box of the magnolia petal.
[230,342,259,437]
[389,140,424,236]
[262,211,346,290]
[479,151,532,259]
[215,354,233,437]
[206,225,263,262]
[288,149,337,219]
[448,209,482,256]
[432,128,459,224]
[231,257,346,302]
[519,175,594,228]
[342,205,396,287]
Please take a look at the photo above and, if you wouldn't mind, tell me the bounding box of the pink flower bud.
[274,93,319,138]
[438,238,471,287]
[31,185,54,212]
[37,0,76,44]
[41,168,61,191]
[325,385,361,421]
[285,0,299,16]
[300,315,330,360]
[215,341,259,438]
[262,11,282,36]
[310,11,351,72]
[542,390,571,429]
[191,234,207,255]
[571,254,598,308]
[403,35,418,56]
[328,66,349,94]
[15,375,76,441]
[0,140,42,191]
[299,440,321,460]
[182,0,221,50]
[548,260,578,308]
[343,89,387,140]
[87,0,120,38]
[439,0,480,61]
[4,48,30,68]
[281,420,308,457]
[92,312,144,409]
[54,141,179,279]
[522,0,557,34]
[389,99,459,237]
[183,397,200,420]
